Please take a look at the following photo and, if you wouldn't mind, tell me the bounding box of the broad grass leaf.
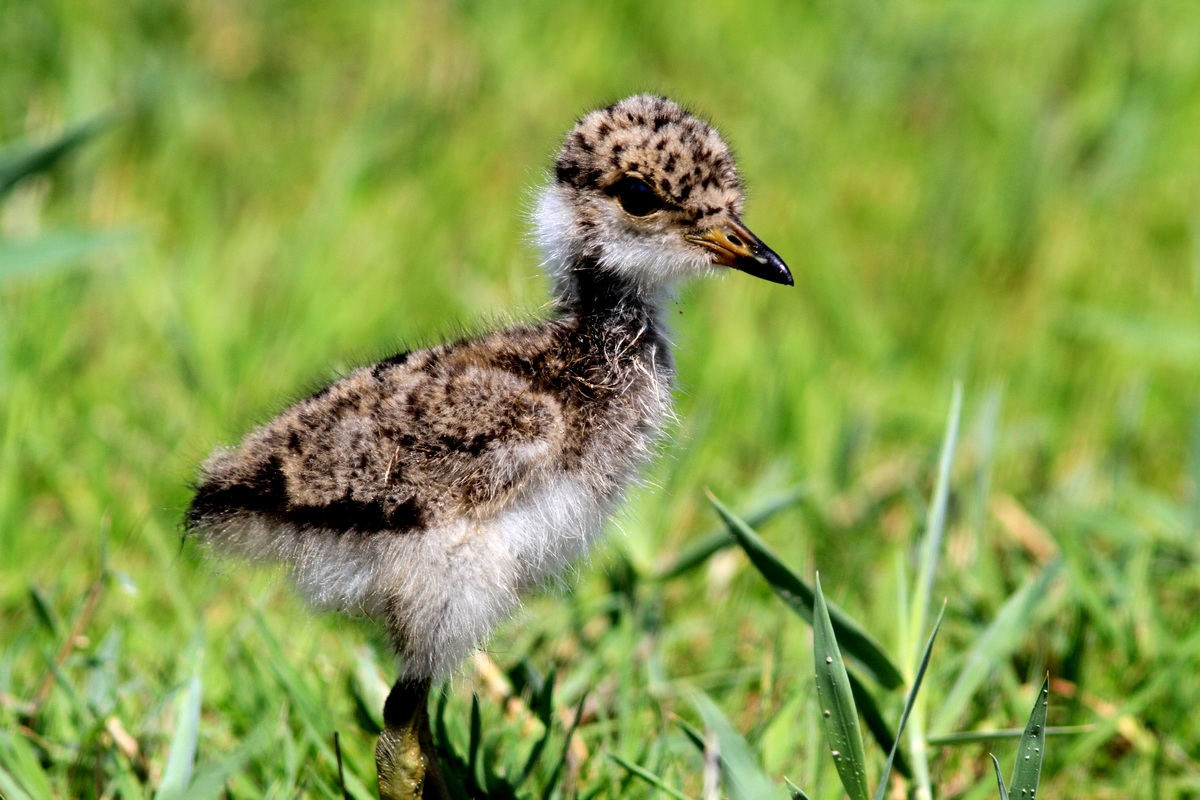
[654,488,806,580]
[709,491,903,690]
[813,574,870,800]
[1009,677,1050,795]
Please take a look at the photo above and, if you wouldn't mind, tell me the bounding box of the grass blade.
[969,387,1003,548]
[907,382,963,796]
[674,715,706,753]
[911,382,962,656]
[813,573,870,800]
[246,616,374,798]
[176,718,275,800]
[518,666,559,786]
[541,692,587,800]
[155,670,202,799]
[709,491,903,690]
[607,754,695,800]
[0,115,111,197]
[932,563,1060,733]
[848,670,911,779]
[874,602,945,800]
[928,725,1090,746]
[27,585,60,635]
[351,646,387,732]
[518,668,556,784]
[990,754,1010,800]
[688,689,778,800]
[468,692,483,780]
[654,487,807,580]
[1009,676,1050,794]
[0,731,53,800]
[785,777,813,800]
[0,764,34,800]
[0,230,133,282]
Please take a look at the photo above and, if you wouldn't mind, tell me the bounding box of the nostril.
[727,233,744,248]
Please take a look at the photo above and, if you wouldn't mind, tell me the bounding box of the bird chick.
[187,95,791,682]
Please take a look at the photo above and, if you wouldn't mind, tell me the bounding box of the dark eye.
[611,176,664,217]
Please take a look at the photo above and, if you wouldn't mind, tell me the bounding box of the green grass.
[3,0,1200,796]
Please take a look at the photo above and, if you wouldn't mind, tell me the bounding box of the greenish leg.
[375,678,449,800]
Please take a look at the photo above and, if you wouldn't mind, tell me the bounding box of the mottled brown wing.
[187,353,567,537]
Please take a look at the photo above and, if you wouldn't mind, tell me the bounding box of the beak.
[687,220,793,286]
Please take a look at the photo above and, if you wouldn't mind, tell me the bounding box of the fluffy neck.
[534,186,669,327]
[551,255,659,334]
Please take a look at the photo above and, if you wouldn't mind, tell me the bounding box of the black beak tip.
[736,248,793,286]
[776,261,795,287]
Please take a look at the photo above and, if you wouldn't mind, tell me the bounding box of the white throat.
[533,186,711,302]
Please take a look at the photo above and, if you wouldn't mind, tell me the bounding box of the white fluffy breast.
[493,471,611,588]
[280,471,609,678]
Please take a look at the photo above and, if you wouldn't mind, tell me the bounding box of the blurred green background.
[3,0,1200,797]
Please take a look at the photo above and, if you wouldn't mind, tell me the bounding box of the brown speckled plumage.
[187,95,791,681]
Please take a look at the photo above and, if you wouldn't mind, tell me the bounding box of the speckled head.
[536,95,792,295]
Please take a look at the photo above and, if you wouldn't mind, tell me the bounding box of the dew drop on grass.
[825,657,833,664]
[823,709,831,717]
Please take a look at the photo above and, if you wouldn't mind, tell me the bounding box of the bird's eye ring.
[610,176,664,217]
